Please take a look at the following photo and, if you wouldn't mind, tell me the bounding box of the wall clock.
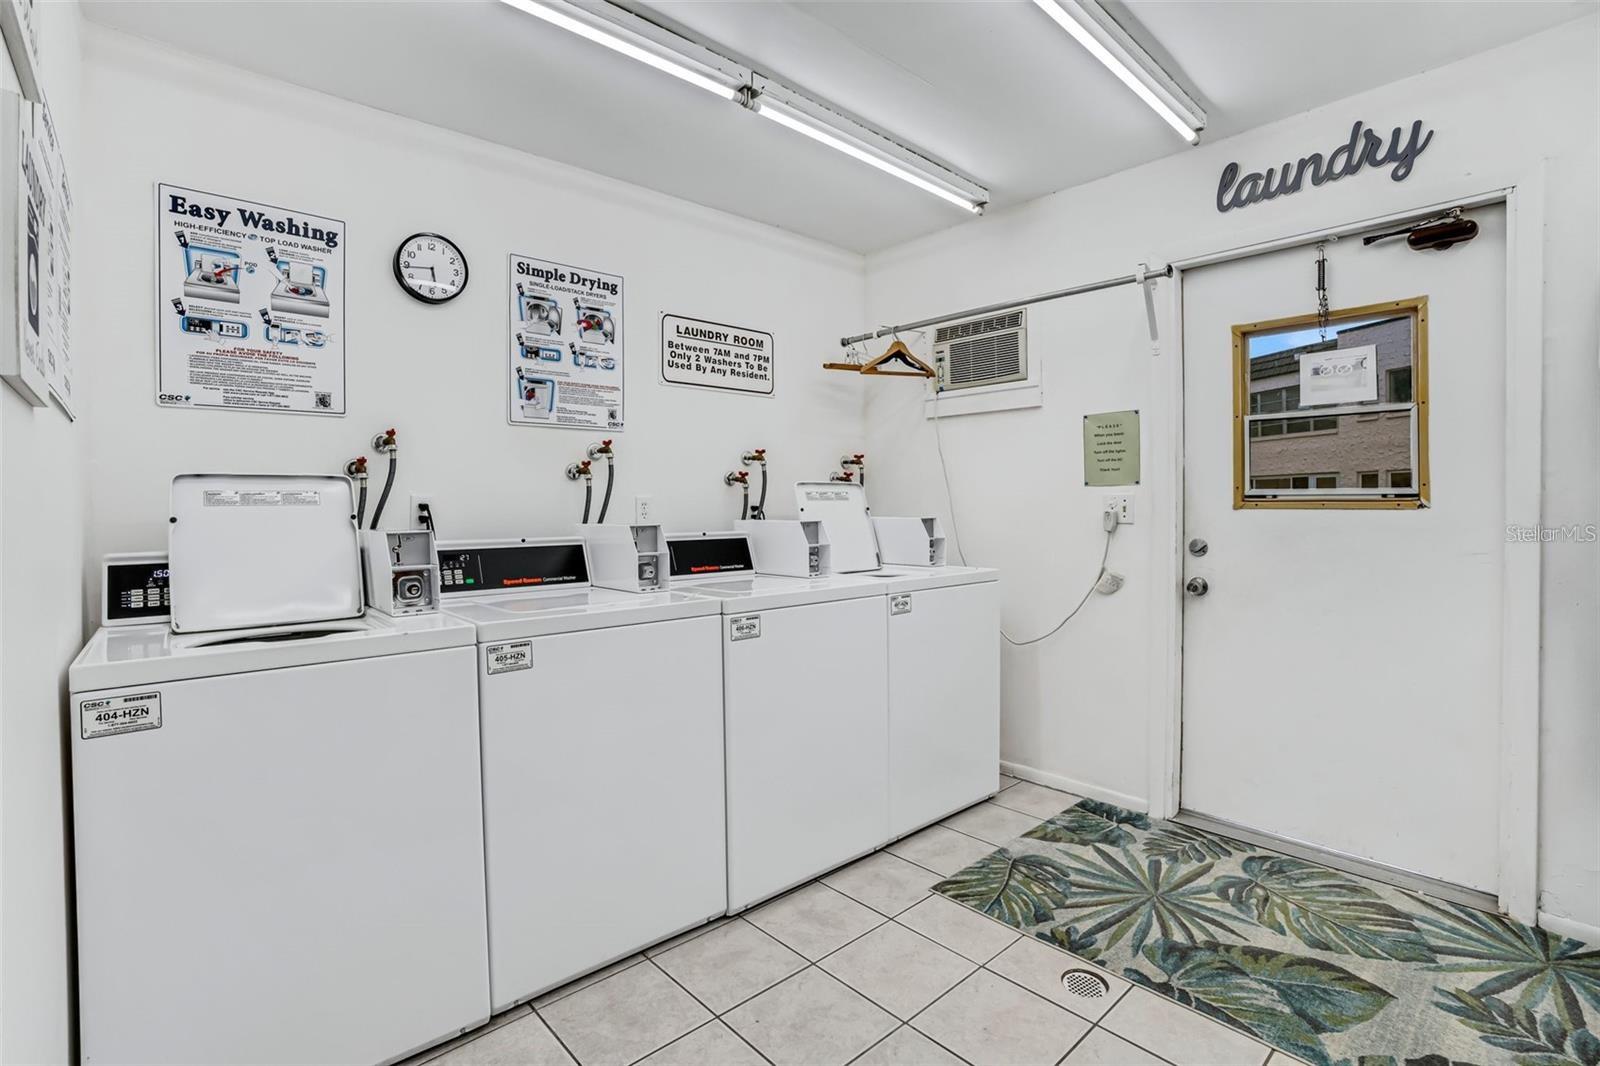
[394,233,468,304]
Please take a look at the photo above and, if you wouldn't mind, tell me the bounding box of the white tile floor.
[410,775,1302,1066]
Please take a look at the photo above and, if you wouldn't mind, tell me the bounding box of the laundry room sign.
[156,183,346,415]
[660,313,774,397]
[1216,120,1434,213]
[1083,409,1141,486]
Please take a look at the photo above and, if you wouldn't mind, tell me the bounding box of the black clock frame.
[393,232,468,304]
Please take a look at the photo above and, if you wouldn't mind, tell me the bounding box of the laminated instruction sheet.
[508,253,624,430]
[156,183,346,415]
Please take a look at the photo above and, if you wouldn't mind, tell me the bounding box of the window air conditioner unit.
[932,309,1027,392]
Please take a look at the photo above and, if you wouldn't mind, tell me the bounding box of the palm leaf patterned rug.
[933,799,1599,1066]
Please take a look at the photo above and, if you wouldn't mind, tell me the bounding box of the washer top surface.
[869,564,1000,594]
[444,587,719,640]
[674,572,888,613]
[70,612,476,692]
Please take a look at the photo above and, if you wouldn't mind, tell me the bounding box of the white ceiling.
[83,0,1594,254]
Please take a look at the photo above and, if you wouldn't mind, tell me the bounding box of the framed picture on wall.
[0,90,49,407]
[0,0,44,102]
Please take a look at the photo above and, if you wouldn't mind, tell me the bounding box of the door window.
[1233,298,1429,509]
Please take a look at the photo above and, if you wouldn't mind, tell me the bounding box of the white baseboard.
[1000,760,1149,814]
[1539,910,1600,945]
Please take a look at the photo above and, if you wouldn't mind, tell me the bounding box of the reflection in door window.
[1233,298,1428,508]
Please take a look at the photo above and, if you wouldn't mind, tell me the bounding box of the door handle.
[1185,577,1209,597]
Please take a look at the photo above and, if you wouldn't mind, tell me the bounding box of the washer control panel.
[103,553,173,627]
[437,541,589,595]
[667,534,754,578]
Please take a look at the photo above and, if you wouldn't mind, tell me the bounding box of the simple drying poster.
[155,183,346,415]
[508,253,624,431]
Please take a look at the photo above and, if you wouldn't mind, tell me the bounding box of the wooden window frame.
[1232,296,1430,510]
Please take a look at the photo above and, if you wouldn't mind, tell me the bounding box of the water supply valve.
[741,448,767,467]
[725,470,749,487]
[344,456,369,481]
[566,460,593,481]
[372,428,398,454]
[830,470,856,483]
[587,438,615,460]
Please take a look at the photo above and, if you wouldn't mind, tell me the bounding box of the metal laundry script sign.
[1216,120,1434,213]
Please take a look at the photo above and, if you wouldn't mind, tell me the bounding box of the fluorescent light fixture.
[499,0,988,213]
[755,99,985,214]
[1030,0,1204,144]
[498,0,740,101]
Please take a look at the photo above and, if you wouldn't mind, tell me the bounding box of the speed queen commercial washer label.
[729,615,761,641]
[80,692,162,739]
[485,640,533,674]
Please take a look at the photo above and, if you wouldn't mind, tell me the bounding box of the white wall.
[862,20,1598,929]
[0,2,86,1061]
[76,26,866,585]
[36,25,1598,1065]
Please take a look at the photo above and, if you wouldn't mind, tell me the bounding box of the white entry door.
[1180,204,1506,896]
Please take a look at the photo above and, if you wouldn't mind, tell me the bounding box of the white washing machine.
[70,475,489,1066]
[664,531,890,912]
[801,502,1002,840]
[877,563,1001,838]
[437,537,727,1009]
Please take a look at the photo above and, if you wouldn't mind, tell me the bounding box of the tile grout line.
[525,1007,584,1066]
[973,950,1121,1029]
[710,910,895,1020]
[624,967,776,1066]
[619,1017,719,1066]
[530,953,651,1011]
[410,1004,533,1066]
[1051,986,1193,1066]
[727,904,995,1060]
[1096,985,1269,1066]
[841,1024,905,1066]
[881,850,949,879]
[935,819,1014,849]
[887,900,1019,966]
[843,1021,976,1066]
[988,795,1079,819]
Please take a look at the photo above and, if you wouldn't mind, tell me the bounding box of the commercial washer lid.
[167,473,364,633]
[793,481,881,574]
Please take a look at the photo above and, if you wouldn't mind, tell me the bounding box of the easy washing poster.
[508,253,624,431]
[155,183,346,415]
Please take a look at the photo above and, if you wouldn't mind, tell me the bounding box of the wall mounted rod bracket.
[840,263,1173,347]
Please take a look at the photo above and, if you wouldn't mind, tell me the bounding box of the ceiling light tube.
[499,0,741,101]
[754,98,985,214]
[1030,0,1204,144]
[500,0,988,214]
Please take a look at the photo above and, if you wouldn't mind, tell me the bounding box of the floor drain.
[1061,968,1110,999]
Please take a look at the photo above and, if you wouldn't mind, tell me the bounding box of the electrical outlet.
[1103,494,1134,525]
[410,492,435,531]
[634,494,654,525]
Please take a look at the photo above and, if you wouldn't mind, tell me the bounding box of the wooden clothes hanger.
[822,336,936,379]
[860,338,935,378]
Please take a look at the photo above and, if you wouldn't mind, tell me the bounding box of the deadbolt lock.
[1188,538,1208,557]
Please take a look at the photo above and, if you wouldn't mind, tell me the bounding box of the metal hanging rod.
[839,263,1173,347]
